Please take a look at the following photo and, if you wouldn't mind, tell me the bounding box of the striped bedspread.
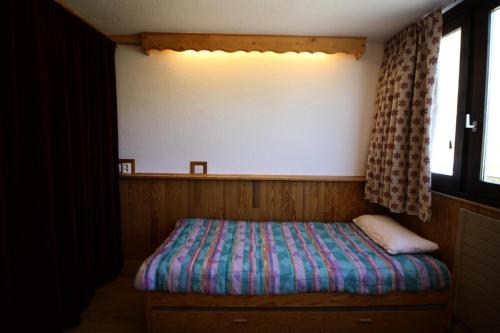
[135,219,449,295]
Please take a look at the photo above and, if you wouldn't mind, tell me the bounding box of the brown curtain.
[4,0,122,331]
[365,12,442,222]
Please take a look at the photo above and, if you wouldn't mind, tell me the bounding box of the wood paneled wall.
[119,175,500,271]
[119,177,384,261]
[399,193,500,271]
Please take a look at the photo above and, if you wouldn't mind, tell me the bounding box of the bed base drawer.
[151,308,448,333]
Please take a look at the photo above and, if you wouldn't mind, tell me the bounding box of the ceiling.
[61,0,449,42]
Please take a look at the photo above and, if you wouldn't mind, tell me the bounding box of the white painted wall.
[116,43,383,175]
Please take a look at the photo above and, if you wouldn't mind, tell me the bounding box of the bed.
[135,218,450,333]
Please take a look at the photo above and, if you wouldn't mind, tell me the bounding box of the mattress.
[135,219,449,295]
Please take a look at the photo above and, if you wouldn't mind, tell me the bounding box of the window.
[432,0,500,207]
[481,6,500,185]
[432,28,462,176]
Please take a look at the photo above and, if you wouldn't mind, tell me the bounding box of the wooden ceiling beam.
[110,33,366,59]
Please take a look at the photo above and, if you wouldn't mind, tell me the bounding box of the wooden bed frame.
[144,290,450,333]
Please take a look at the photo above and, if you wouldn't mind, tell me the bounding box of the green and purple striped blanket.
[135,219,449,295]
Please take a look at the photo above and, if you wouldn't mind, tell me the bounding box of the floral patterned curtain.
[365,12,442,222]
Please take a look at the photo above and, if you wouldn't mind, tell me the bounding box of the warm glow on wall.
[148,49,335,61]
[150,50,335,59]
[116,42,383,175]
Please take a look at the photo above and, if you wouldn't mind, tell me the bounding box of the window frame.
[464,0,500,205]
[432,0,500,208]
[432,10,470,192]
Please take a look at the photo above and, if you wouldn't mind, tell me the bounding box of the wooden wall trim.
[108,33,141,45]
[142,33,365,58]
[120,173,366,182]
[110,33,366,59]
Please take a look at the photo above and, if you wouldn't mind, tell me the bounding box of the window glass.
[481,7,500,185]
[431,28,462,176]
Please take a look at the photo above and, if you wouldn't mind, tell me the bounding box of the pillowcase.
[352,214,439,255]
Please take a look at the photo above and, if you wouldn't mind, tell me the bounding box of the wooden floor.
[67,263,145,333]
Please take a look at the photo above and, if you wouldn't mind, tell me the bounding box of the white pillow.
[352,215,439,255]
